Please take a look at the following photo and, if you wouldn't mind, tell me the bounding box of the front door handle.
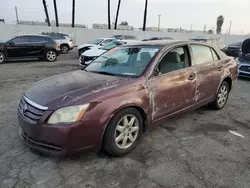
[188,74,195,81]
[218,67,222,71]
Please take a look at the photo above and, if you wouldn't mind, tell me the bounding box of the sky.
[1,0,250,34]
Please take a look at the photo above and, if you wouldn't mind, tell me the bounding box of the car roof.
[190,36,222,40]
[118,39,140,43]
[98,38,116,40]
[17,34,49,38]
[121,40,219,49]
[122,40,189,47]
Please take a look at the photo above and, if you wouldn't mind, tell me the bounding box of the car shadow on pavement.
[5,59,43,64]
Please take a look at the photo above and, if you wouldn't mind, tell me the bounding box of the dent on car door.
[190,44,222,103]
[147,45,196,122]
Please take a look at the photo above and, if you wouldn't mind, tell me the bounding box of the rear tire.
[0,52,6,64]
[61,45,69,54]
[103,108,143,157]
[209,81,229,110]
[45,50,57,62]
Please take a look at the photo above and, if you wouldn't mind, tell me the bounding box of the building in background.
[17,20,86,28]
[92,23,134,31]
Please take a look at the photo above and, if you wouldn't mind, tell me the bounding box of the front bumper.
[18,109,105,157]
[238,71,250,78]
[238,64,250,78]
[78,56,94,67]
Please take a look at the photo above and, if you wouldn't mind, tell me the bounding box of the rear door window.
[28,36,46,43]
[191,44,214,64]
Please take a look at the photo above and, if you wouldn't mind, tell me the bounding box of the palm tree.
[114,0,121,30]
[143,0,148,31]
[108,0,111,29]
[42,0,51,26]
[72,0,75,27]
[53,0,59,27]
[216,15,224,34]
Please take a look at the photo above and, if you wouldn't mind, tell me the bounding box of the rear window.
[191,44,214,64]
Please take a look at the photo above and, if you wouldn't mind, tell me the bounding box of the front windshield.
[85,46,161,77]
[101,41,123,50]
[90,39,103,45]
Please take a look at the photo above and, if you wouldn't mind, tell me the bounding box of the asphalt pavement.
[0,51,250,188]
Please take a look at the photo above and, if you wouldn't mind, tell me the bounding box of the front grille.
[239,72,250,78]
[83,56,94,62]
[18,97,46,124]
[239,66,250,73]
[21,131,62,151]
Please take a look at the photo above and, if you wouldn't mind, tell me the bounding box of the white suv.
[77,38,116,57]
[42,33,74,54]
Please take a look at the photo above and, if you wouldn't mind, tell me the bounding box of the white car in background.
[190,36,225,50]
[77,38,116,56]
[79,40,139,67]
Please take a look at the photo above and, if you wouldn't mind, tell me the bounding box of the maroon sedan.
[18,40,238,157]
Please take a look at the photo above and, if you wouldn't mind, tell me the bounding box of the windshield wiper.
[90,71,117,76]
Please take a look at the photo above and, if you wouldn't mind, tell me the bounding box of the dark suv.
[0,35,61,64]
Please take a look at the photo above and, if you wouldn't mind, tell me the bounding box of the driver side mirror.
[8,42,14,46]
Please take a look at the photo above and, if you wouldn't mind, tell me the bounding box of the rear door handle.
[218,67,222,71]
[188,74,195,81]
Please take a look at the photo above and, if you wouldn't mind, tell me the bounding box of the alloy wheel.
[217,85,228,107]
[61,46,69,54]
[0,53,4,64]
[114,114,139,149]
[46,51,56,61]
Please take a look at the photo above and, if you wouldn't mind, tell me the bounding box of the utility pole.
[190,24,192,33]
[203,24,206,34]
[142,0,148,31]
[158,14,161,32]
[72,0,75,27]
[15,6,19,22]
[228,21,232,35]
[114,0,121,30]
[42,0,51,26]
[108,0,111,29]
[53,0,59,27]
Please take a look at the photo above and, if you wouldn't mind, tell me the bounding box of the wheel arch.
[60,43,69,48]
[223,77,232,91]
[0,50,6,57]
[101,104,149,145]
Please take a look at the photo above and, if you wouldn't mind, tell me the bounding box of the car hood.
[82,48,106,57]
[24,70,129,109]
[77,44,98,50]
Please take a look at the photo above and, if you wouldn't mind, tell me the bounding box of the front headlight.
[47,104,89,124]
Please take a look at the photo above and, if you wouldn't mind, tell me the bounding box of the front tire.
[45,50,57,62]
[103,108,143,157]
[209,81,229,110]
[61,45,69,54]
[0,52,6,64]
